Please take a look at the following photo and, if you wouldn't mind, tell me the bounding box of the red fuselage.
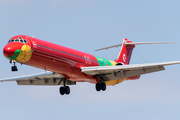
[24,36,100,83]
[3,35,117,84]
[3,35,139,85]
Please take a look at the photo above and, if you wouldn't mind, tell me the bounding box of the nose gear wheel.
[11,61,18,72]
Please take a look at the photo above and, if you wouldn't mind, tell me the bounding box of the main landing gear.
[96,82,106,91]
[95,76,107,92]
[11,60,18,72]
[59,79,70,95]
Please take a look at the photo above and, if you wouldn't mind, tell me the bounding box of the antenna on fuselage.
[33,35,35,38]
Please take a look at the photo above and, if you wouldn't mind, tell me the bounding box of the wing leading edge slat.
[0,72,76,85]
[0,72,57,82]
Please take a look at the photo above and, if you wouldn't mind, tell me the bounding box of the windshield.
[8,37,27,44]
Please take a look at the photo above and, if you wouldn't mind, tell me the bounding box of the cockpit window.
[24,40,27,43]
[8,37,28,44]
[15,39,19,42]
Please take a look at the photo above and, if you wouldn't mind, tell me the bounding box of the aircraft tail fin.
[116,38,134,65]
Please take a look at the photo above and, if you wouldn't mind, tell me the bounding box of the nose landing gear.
[11,60,18,72]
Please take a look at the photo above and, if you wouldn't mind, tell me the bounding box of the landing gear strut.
[95,76,106,92]
[11,61,18,72]
[59,78,70,95]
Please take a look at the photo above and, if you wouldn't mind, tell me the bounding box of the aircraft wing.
[0,72,76,85]
[81,61,180,81]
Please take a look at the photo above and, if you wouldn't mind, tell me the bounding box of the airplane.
[1,35,180,95]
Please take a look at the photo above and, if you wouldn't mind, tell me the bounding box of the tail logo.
[123,54,126,62]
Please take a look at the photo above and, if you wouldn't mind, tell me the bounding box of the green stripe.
[104,58,113,66]
[8,49,20,60]
[95,56,113,66]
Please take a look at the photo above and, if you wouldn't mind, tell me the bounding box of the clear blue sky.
[0,0,180,120]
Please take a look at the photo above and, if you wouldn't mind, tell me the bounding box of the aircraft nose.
[3,43,22,59]
[3,44,15,57]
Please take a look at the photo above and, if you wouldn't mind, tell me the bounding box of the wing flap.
[103,66,165,81]
[17,78,76,85]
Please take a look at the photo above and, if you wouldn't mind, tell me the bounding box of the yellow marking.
[109,60,117,66]
[105,78,126,86]
[16,45,32,63]
[104,60,122,86]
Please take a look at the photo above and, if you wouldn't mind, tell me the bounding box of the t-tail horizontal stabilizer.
[95,41,178,51]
